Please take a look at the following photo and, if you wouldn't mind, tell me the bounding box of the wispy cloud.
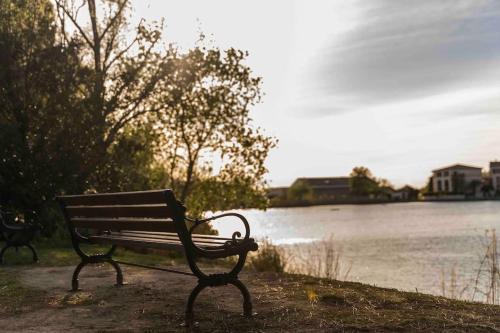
[303,0,500,116]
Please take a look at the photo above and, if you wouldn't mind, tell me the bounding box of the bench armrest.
[186,212,251,243]
[0,212,41,232]
[186,213,257,257]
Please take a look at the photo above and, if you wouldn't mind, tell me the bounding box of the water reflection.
[213,201,499,300]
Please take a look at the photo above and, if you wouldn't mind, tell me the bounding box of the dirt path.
[1,264,299,332]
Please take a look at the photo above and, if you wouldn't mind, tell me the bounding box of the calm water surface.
[215,201,500,298]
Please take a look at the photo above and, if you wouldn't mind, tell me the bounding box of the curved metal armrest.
[186,213,256,256]
[0,210,41,232]
[1,212,24,231]
[186,213,251,242]
[2,221,41,233]
[71,227,92,243]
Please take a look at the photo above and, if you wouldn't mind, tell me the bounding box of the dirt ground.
[1,263,499,332]
[1,264,313,332]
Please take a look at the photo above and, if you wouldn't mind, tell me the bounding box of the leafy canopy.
[0,0,276,236]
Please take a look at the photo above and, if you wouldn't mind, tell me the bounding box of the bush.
[250,238,286,273]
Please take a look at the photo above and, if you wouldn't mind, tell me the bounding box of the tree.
[349,166,379,196]
[468,180,481,197]
[54,0,169,189]
[152,44,276,214]
[481,173,493,198]
[0,0,276,236]
[287,180,313,202]
[106,123,167,192]
[377,178,393,188]
[421,177,434,194]
[0,0,92,235]
[350,166,372,179]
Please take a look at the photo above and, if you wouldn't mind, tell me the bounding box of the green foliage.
[54,0,169,192]
[0,0,91,234]
[106,124,167,192]
[250,239,285,273]
[186,177,269,218]
[287,180,313,201]
[349,166,379,196]
[151,40,277,215]
[0,0,275,238]
[422,177,434,194]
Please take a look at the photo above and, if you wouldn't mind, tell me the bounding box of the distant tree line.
[0,0,276,238]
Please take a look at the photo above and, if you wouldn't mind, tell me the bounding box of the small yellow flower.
[306,288,318,303]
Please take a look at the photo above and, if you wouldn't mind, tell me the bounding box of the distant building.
[379,186,396,199]
[267,187,288,200]
[292,177,351,200]
[490,161,500,193]
[392,185,419,201]
[431,164,482,196]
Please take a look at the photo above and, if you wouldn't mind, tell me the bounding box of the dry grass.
[285,235,352,280]
[472,229,500,305]
[440,229,500,305]
[249,238,286,273]
[249,235,352,281]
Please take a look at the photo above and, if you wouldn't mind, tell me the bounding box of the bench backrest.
[57,189,189,238]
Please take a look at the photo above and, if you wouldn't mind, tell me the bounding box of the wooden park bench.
[56,189,259,324]
[0,209,39,264]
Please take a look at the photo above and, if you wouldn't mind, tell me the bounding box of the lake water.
[214,201,500,300]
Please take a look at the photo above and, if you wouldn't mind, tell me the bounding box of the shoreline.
[269,197,500,208]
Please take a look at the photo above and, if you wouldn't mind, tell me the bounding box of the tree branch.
[98,0,128,41]
[54,0,93,48]
[104,104,162,147]
[103,34,139,72]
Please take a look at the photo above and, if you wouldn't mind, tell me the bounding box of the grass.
[247,273,500,332]
[0,270,46,316]
[0,244,184,267]
[439,229,500,305]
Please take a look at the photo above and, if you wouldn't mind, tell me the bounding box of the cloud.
[307,0,500,116]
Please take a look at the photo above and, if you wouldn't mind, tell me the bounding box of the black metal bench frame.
[0,210,39,264]
[57,189,258,325]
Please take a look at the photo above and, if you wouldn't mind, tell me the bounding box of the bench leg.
[230,279,253,317]
[107,259,124,286]
[0,245,11,264]
[71,261,87,291]
[185,282,207,325]
[184,278,254,325]
[71,259,123,291]
[25,244,39,263]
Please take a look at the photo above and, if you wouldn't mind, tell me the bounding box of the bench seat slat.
[117,230,234,241]
[67,205,174,219]
[112,231,228,245]
[89,235,227,250]
[89,235,186,251]
[71,218,177,232]
[60,190,170,206]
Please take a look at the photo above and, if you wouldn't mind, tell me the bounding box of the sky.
[132,0,500,188]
